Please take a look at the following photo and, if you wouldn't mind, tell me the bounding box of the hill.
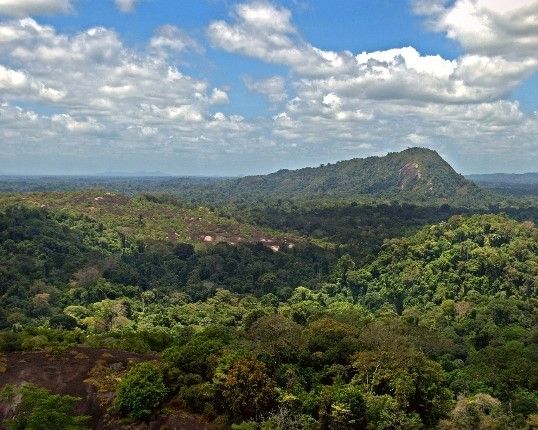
[211,147,486,203]
[0,148,487,205]
[0,191,300,249]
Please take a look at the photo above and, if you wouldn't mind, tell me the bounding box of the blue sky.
[0,0,537,175]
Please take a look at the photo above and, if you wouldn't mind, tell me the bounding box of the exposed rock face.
[398,161,433,192]
[399,162,422,190]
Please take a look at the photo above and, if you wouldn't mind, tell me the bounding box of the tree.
[113,361,167,419]
[353,323,452,427]
[248,314,305,364]
[223,357,277,421]
[334,254,356,286]
[319,385,367,430]
[306,317,360,366]
[49,314,78,330]
[439,394,514,430]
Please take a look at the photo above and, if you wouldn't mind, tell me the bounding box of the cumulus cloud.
[51,113,103,132]
[205,1,538,171]
[207,2,355,77]
[415,0,538,58]
[244,75,287,102]
[0,18,255,163]
[0,64,27,88]
[0,0,72,17]
[209,3,538,104]
[1,2,537,174]
[209,88,229,104]
[150,25,201,54]
[115,0,138,13]
[0,63,66,101]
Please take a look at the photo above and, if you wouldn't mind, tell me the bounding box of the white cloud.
[356,46,455,79]
[235,1,294,32]
[209,4,538,103]
[0,63,66,101]
[0,64,27,88]
[38,85,66,101]
[209,88,229,104]
[416,0,538,58]
[115,0,138,13]
[0,0,71,17]
[0,3,536,173]
[165,105,203,122]
[150,25,201,54]
[244,75,287,102]
[207,2,355,77]
[51,113,102,132]
[206,2,537,170]
[322,93,342,110]
[0,18,257,161]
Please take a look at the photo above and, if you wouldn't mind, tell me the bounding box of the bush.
[0,331,22,352]
[1,384,89,430]
[49,314,78,330]
[113,361,167,419]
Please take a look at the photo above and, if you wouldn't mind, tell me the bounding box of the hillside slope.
[0,191,299,249]
[0,148,487,205]
[224,147,484,202]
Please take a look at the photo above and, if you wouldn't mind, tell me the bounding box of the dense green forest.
[0,203,537,429]
[0,149,537,429]
[0,148,492,205]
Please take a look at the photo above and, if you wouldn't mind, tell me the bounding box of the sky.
[0,0,537,176]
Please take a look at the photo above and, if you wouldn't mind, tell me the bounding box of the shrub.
[1,384,89,430]
[49,314,78,330]
[113,361,167,419]
[0,332,22,352]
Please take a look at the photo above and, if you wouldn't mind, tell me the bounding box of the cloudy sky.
[0,0,537,175]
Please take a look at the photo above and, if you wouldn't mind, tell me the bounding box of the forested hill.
[222,147,484,203]
[0,148,488,206]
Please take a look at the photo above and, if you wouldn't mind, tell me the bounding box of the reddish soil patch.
[0,347,213,430]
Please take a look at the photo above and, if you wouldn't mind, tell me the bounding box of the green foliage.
[352,322,452,426]
[222,357,277,421]
[439,393,515,430]
[113,361,167,419]
[0,185,536,430]
[318,385,367,430]
[1,384,89,430]
[363,214,538,314]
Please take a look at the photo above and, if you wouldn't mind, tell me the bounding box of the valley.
[0,148,537,430]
